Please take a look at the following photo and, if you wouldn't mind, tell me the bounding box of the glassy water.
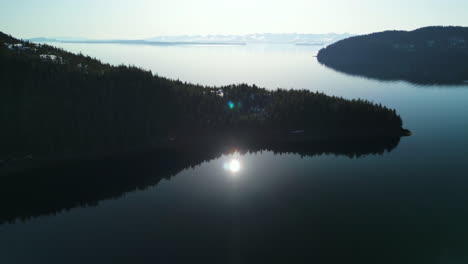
[1,43,468,263]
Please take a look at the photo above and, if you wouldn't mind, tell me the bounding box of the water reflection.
[318,57,468,86]
[0,136,401,225]
[224,158,241,174]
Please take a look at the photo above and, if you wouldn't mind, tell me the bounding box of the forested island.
[317,26,468,85]
[0,31,409,161]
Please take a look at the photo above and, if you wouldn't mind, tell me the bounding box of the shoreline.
[0,128,410,174]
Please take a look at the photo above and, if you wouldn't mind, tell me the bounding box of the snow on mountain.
[146,33,353,45]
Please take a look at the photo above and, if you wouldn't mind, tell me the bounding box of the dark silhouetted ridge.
[317,26,468,85]
[0,31,408,161]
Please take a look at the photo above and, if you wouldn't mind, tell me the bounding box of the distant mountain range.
[28,33,353,46]
[27,38,248,46]
[145,33,353,45]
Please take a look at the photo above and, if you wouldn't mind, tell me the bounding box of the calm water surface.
[1,43,468,263]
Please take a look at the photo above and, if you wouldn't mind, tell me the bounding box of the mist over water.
[2,43,468,263]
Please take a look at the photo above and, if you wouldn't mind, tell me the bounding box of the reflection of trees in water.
[318,59,468,86]
[0,136,400,225]
[3,136,468,263]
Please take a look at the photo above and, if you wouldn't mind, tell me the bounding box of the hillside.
[317,26,468,84]
[0,31,408,160]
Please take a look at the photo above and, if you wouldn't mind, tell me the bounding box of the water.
[1,43,468,263]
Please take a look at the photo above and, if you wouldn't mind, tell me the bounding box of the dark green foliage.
[0,32,405,159]
[317,26,468,84]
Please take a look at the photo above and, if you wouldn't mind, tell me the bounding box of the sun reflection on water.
[223,157,242,174]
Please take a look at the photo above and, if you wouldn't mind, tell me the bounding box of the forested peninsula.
[317,26,468,84]
[0,31,409,160]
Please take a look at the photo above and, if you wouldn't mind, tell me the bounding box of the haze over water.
[1,43,468,263]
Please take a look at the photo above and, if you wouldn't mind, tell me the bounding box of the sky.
[1,0,467,39]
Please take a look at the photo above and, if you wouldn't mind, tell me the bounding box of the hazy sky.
[1,0,467,39]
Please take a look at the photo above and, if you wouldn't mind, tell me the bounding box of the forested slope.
[0,31,407,160]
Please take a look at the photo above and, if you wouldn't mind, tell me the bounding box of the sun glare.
[224,158,241,173]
